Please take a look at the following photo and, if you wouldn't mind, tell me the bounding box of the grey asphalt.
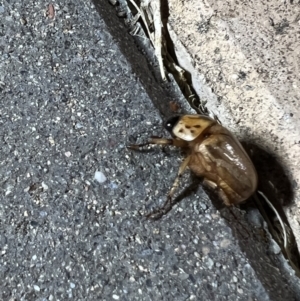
[0,0,299,300]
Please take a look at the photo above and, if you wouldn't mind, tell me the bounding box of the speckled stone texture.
[0,0,300,300]
[168,0,300,249]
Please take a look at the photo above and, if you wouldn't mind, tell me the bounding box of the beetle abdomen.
[189,132,257,205]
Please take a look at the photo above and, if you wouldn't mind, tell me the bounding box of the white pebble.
[206,257,214,269]
[49,137,55,145]
[220,238,231,248]
[42,182,48,190]
[112,295,119,300]
[94,171,107,183]
[33,285,40,292]
[65,151,72,157]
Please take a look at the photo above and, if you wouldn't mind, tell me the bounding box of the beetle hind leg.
[146,156,191,220]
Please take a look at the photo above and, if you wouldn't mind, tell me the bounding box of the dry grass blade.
[129,0,165,80]
[145,0,166,81]
[128,0,154,44]
[254,191,300,277]
[258,190,287,249]
[126,0,209,114]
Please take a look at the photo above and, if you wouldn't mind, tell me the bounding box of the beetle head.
[164,116,180,136]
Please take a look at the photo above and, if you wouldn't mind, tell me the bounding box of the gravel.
[0,0,299,300]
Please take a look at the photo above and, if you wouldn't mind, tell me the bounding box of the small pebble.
[41,182,48,190]
[109,182,118,189]
[220,238,231,248]
[179,272,189,280]
[40,211,48,217]
[49,137,55,145]
[206,257,214,269]
[202,246,210,256]
[94,171,107,183]
[65,151,72,157]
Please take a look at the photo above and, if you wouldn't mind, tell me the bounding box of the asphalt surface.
[0,0,299,300]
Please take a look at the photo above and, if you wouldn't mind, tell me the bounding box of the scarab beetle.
[128,115,258,218]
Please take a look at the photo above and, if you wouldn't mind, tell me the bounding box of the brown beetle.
[128,115,258,218]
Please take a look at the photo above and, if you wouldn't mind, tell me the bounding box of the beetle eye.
[164,116,180,133]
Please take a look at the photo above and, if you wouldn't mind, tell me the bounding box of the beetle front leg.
[146,155,191,220]
[127,137,188,150]
[127,137,173,150]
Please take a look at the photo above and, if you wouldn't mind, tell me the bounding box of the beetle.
[128,114,258,219]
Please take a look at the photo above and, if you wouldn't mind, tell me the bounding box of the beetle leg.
[147,155,191,220]
[127,137,188,150]
[127,138,173,150]
[203,178,233,206]
[168,155,191,200]
[149,137,174,145]
[150,137,188,148]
